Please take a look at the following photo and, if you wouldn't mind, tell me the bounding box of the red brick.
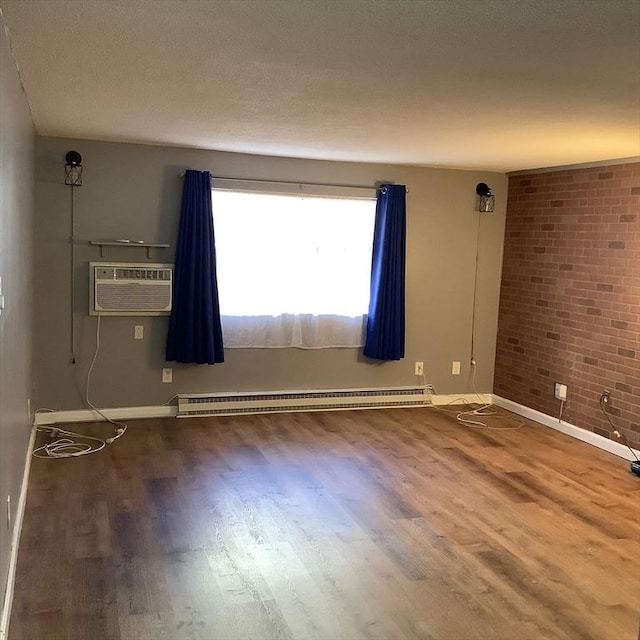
[495,162,640,449]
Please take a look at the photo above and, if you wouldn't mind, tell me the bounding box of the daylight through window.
[211,189,376,348]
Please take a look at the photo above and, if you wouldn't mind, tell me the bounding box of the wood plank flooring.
[9,406,640,640]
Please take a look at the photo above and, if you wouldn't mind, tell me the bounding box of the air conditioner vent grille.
[112,268,171,281]
[96,283,171,311]
[90,262,173,316]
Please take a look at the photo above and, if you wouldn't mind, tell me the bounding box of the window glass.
[212,190,375,318]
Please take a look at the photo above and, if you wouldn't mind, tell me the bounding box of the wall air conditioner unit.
[89,262,173,316]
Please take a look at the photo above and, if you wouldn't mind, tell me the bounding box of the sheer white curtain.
[212,190,375,348]
[220,314,368,349]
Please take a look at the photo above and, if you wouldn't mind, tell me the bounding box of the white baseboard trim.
[492,395,640,461]
[34,405,177,426]
[0,425,37,640]
[34,395,493,426]
[430,393,493,406]
[33,393,634,464]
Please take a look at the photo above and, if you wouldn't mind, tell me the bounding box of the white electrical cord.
[432,208,522,430]
[453,365,496,427]
[84,314,128,441]
[417,372,435,396]
[558,399,565,422]
[457,365,522,430]
[32,426,107,459]
[85,316,126,428]
[162,394,180,406]
[33,314,126,459]
[427,364,523,431]
[470,209,482,366]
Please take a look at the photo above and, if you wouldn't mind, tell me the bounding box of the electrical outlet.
[452,361,461,375]
[162,368,173,383]
[134,325,144,340]
[414,362,424,376]
[554,383,567,401]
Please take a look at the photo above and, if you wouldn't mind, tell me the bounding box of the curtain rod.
[179,173,407,192]
[180,173,375,190]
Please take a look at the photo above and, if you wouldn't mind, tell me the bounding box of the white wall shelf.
[90,240,170,259]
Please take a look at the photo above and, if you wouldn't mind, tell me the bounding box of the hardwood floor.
[9,406,640,640]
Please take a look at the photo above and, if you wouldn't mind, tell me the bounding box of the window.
[212,188,376,348]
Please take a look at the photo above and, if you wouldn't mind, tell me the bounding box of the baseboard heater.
[177,386,428,418]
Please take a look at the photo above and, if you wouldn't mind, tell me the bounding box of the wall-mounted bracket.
[90,240,170,259]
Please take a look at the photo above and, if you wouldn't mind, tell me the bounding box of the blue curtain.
[364,184,406,361]
[166,170,224,364]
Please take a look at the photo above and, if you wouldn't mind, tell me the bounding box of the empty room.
[0,1,638,639]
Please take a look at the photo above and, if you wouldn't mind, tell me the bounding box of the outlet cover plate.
[554,383,567,400]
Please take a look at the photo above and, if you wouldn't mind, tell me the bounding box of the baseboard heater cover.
[177,387,428,418]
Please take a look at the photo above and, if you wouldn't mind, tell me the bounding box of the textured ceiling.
[1,0,639,171]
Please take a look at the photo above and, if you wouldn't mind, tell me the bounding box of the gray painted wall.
[35,137,507,410]
[0,17,35,607]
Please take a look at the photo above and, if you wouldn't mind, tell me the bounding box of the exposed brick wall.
[494,162,640,449]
